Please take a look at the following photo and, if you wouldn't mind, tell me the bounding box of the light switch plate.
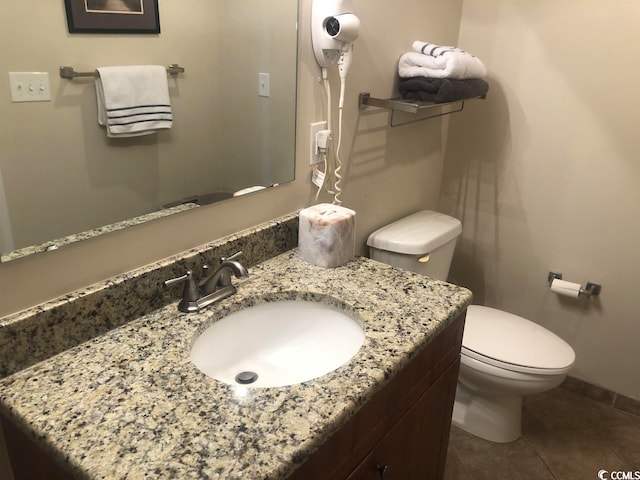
[258,72,270,97]
[9,72,51,102]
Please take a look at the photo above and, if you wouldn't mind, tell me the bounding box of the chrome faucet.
[199,252,249,295]
[164,252,248,313]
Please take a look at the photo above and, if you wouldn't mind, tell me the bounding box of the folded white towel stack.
[95,65,173,138]
[398,40,486,79]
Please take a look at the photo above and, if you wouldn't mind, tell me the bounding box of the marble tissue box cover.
[298,203,355,268]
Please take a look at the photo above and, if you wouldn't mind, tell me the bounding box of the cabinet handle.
[375,464,390,478]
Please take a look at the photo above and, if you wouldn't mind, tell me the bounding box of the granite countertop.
[0,250,471,480]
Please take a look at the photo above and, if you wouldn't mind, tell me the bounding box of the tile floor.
[445,387,640,480]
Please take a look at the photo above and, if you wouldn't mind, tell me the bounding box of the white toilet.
[367,210,575,443]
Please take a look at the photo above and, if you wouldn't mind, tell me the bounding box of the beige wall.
[441,0,640,399]
[0,0,462,316]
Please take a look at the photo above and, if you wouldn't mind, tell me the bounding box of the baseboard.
[561,376,640,417]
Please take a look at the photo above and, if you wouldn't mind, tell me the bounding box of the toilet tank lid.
[366,210,462,255]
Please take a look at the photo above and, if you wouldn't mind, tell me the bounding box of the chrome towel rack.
[59,64,185,79]
[358,91,486,127]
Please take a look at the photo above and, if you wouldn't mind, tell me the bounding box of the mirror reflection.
[0,0,298,262]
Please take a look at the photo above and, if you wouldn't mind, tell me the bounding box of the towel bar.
[59,64,185,79]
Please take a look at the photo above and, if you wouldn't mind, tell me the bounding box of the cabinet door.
[1,414,68,480]
[347,359,459,480]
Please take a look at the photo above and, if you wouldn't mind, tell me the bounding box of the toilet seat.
[462,306,575,375]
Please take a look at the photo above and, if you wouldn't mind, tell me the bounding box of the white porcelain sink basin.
[190,300,365,388]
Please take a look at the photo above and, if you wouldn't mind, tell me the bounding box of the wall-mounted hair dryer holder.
[311,0,360,68]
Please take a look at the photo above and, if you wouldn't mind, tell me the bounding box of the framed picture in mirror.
[64,0,160,34]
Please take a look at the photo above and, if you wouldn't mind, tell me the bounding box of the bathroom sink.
[190,300,365,388]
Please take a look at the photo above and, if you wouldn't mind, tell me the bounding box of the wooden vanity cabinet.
[345,361,459,480]
[289,313,465,480]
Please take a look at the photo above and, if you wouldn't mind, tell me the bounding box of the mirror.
[0,0,298,262]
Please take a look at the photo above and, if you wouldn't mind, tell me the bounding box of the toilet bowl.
[454,305,574,442]
[367,210,576,443]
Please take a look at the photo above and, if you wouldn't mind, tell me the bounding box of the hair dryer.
[310,0,360,206]
[311,0,360,71]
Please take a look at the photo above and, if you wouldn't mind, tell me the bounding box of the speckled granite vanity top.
[0,217,471,479]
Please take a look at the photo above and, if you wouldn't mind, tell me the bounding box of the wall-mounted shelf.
[358,92,485,127]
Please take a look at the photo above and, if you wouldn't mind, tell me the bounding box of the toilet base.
[452,381,522,443]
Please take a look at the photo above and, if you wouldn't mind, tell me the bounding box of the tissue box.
[298,203,356,268]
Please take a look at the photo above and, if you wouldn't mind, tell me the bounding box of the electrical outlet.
[309,121,328,165]
[9,72,51,102]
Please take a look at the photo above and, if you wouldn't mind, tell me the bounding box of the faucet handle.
[222,251,244,262]
[200,250,243,275]
[164,271,200,312]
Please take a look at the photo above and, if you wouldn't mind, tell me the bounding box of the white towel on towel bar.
[398,41,486,79]
[95,65,173,138]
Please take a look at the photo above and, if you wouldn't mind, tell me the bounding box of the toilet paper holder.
[548,272,601,298]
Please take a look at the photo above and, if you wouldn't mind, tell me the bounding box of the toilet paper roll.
[298,203,355,268]
[550,279,581,298]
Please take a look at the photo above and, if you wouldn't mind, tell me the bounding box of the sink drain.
[235,371,258,385]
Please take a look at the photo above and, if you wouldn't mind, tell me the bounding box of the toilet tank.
[366,210,462,281]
